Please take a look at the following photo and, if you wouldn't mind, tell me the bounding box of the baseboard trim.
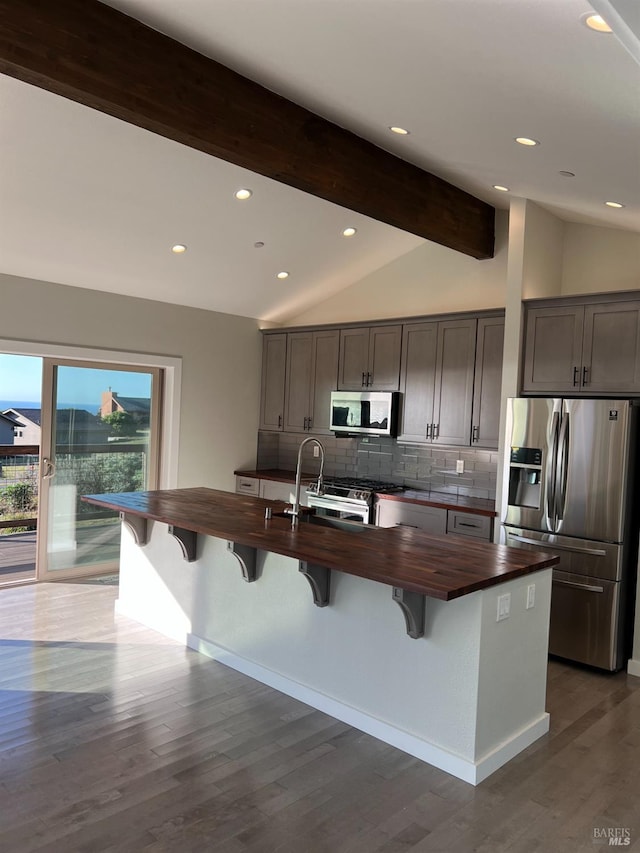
[627,658,640,678]
[187,632,548,786]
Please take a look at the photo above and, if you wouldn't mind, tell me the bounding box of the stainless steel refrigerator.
[502,398,640,671]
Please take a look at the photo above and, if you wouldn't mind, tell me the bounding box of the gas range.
[320,477,404,502]
[306,476,403,523]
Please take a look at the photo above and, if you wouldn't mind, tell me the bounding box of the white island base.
[115,522,552,785]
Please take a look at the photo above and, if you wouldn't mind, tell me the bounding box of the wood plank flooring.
[0,531,36,582]
[0,582,639,852]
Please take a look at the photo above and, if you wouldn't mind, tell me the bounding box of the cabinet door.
[260,480,294,503]
[471,317,504,449]
[283,332,312,432]
[338,328,369,389]
[259,333,287,430]
[368,325,402,390]
[398,322,438,442]
[309,329,340,433]
[582,301,640,393]
[433,319,476,446]
[521,306,584,394]
[375,499,447,534]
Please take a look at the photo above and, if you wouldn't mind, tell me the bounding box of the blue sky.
[0,355,152,406]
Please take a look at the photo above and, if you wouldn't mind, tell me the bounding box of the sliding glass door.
[37,361,161,580]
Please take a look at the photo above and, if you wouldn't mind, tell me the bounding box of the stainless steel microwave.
[330,390,399,437]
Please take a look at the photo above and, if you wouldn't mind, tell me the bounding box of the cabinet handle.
[303,416,308,430]
[362,372,366,387]
[458,521,480,528]
[472,425,479,442]
[434,423,440,439]
[426,423,432,439]
[573,366,579,386]
[367,372,372,386]
[278,414,282,428]
[582,366,589,386]
[307,416,312,430]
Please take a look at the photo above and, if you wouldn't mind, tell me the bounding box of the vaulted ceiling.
[1,0,638,322]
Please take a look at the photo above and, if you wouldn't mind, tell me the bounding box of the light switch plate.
[497,592,511,621]
[456,460,464,474]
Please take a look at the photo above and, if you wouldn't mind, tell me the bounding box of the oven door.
[307,494,370,523]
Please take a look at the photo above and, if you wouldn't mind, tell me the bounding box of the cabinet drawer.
[376,500,447,535]
[235,476,260,496]
[446,511,492,540]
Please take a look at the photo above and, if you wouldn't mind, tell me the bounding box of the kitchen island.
[83,487,558,785]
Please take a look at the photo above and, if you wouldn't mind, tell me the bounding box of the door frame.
[0,338,181,583]
[37,358,163,581]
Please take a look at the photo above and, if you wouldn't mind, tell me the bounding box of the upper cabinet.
[259,333,287,431]
[284,330,339,433]
[399,318,477,446]
[261,310,504,445]
[472,317,505,449]
[522,298,640,395]
[338,325,402,390]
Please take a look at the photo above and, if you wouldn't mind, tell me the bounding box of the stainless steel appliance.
[502,398,640,671]
[307,477,403,523]
[330,390,399,437]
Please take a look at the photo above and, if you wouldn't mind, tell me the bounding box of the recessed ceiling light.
[389,126,410,135]
[493,185,510,192]
[342,227,357,237]
[254,241,265,248]
[605,201,625,208]
[234,188,253,200]
[558,171,576,178]
[276,271,289,280]
[515,137,540,147]
[171,244,187,254]
[583,13,612,33]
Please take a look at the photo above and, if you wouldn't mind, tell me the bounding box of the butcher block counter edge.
[234,469,496,517]
[82,488,556,601]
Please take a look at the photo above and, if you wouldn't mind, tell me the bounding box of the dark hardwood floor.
[0,582,638,853]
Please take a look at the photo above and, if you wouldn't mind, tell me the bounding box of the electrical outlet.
[497,592,511,621]
[526,584,536,609]
[456,459,464,474]
[313,446,320,457]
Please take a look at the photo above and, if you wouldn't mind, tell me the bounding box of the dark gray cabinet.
[399,318,477,446]
[471,317,505,449]
[338,325,401,390]
[284,329,339,433]
[259,333,287,431]
[522,299,640,394]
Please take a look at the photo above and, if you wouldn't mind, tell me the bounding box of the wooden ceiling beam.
[0,0,495,259]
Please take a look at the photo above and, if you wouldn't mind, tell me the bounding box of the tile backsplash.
[256,431,498,500]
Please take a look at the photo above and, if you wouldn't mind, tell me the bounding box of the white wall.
[284,210,509,325]
[521,202,564,299]
[561,223,640,295]
[0,273,262,490]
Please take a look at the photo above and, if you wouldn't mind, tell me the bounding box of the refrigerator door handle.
[552,578,604,594]
[555,411,570,521]
[506,532,607,557]
[546,410,560,528]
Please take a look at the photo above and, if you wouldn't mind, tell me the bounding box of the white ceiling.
[1,0,638,323]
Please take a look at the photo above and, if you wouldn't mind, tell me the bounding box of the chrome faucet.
[287,437,325,525]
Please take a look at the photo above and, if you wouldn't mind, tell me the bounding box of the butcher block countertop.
[83,488,556,601]
[235,469,496,516]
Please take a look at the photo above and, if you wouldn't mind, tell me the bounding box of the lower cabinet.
[235,476,308,506]
[376,498,493,541]
[375,499,447,535]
